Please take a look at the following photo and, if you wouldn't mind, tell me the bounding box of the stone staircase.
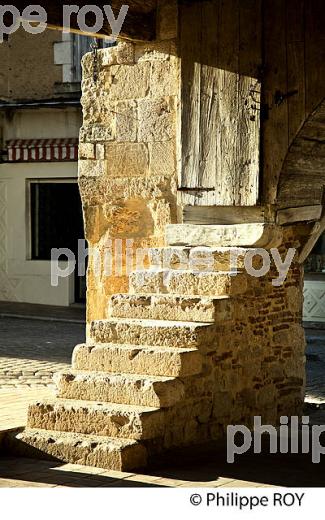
[4,224,283,471]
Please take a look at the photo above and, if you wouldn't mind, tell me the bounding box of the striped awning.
[6,138,79,162]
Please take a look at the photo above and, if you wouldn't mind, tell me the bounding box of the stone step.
[148,246,257,272]
[90,318,214,349]
[55,369,185,408]
[27,399,166,440]
[129,269,247,297]
[72,343,202,378]
[166,223,283,248]
[109,293,232,323]
[4,428,147,471]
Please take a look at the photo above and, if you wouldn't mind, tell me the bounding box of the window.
[54,34,117,85]
[72,35,117,83]
[71,34,93,83]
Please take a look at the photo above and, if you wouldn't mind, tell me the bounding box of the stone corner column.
[78,1,181,324]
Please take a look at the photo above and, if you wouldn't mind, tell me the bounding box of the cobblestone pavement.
[0,388,54,431]
[0,317,85,389]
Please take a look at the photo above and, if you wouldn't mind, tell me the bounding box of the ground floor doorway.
[30,180,86,303]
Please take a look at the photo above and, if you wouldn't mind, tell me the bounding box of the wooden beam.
[299,213,325,264]
[276,205,322,225]
[262,0,289,204]
[183,205,266,225]
[179,1,202,189]
[6,1,157,41]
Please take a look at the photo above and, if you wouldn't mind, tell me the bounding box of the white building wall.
[0,162,78,306]
[1,108,82,142]
[0,108,82,306]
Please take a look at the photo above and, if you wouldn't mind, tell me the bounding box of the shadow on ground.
[1,446,325,487]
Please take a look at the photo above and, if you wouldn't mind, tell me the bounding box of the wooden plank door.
[179,0,262,207]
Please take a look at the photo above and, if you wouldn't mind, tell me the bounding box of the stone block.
[96,144,106,159]
[110,294,232,323]
[103,198,154,238]
[138,97,176,142]
[81,52,94,79]
[148,246,259,272]
[129,269,248,297]
[150,59,179,98]
[83,205,108,243]
[79,159,107,178]
[5,429,147,471]
[72,343,203,378]
[135,41,172,62]
[116,100,137,142]
[80,124,114,143]
[101,42,135,66]
[105,143,149,178]
[28,400,166,440]
[107,63,150,100]
[149,141,176,176]
[287,286,303,312]
[166,224,284,248]
[79,143,96,160]
[90,318,214,349]
[55,370,185,408]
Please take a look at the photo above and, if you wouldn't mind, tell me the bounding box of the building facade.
[0,28,87,306]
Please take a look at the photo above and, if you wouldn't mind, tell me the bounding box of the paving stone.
[0,317,84,389]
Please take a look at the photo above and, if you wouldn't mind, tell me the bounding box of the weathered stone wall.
[79,3,179,324]
[138,228,307,454]
[207,229,306,432]
[154,234,306,454]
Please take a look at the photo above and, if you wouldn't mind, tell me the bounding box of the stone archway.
[276,98,325,264]
[276,99,325,322]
